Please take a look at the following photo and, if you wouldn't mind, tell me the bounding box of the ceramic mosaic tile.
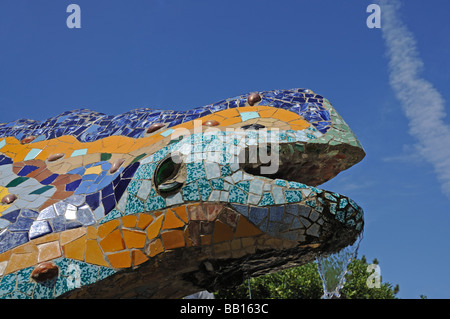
[0,88,365,298]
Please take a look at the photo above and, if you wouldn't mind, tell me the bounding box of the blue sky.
[1,0,450,299]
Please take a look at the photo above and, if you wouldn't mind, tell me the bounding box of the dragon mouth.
[240,141,366,187]
[232,138,366,253]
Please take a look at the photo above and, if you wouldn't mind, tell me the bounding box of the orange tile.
[122,215,138,228]
[161,209,185,230]
[256,105,273,111]
[148,239,164,257]
[161,230,185,250]
[172,205,189,223]
[37,241,62,263]
[219,117,242,127]
[63,235,86,261]
[12,242,37,254]
[289,119,310,129]
[289,124,308,131]
[234,217,262,238]
[0,251,11,263]
[34,232,59,245]
[98,219,120,239]
[271,109,291,122]
[123,229,147,249]
[85,240,109,267]
[107,251,131,269]
[216,108,240,119]
[137,213,154,230]
[146,215,164,240]
[212,220,234,243]
[99,229,125,253]
[131,250,148,266]
[86,226,98,240]
[258,109,277,118]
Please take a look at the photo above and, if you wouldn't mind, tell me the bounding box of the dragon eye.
[154,155,183,194]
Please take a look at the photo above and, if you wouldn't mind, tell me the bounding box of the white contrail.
[379,0,450,199]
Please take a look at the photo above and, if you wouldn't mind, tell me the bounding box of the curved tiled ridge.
[0,88,331,143]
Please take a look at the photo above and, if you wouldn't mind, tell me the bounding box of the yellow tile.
[0,205,11,214]
[84,165,103,175]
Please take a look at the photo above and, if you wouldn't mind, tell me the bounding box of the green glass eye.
[154,155,183,193]
[156,159,176,185]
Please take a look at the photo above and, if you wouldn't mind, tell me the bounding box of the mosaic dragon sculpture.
[0,88,365,298]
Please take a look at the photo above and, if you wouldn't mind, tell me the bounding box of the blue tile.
[18,165,39,177]
[40,174,59,185]
[29,221,52,239]
[66,179,82,192]
[249,207,268,225]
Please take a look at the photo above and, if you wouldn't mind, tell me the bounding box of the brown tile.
[212,220,234,243]
[161,230,185,250]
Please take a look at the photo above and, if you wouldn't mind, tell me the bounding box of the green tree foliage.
[214,256,399,299]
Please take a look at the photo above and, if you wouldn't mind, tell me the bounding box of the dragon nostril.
[146,123,165,134]
[241,123,265,130]
[247,92,262,106]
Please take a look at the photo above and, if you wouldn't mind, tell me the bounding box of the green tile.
[30,185,53,195]
[6,176,29,188]
[100,153,112,161]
